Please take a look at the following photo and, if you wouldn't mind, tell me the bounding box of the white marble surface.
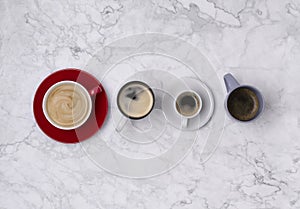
[1,0,300,208]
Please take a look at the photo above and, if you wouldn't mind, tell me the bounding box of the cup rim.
[174,90,202,119]
[224,85,265,122]
[116,81,155,120]
[42,80,92,130]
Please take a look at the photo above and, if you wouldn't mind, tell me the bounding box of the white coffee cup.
[42,81,96,130]
[174,90,202,128]
[115,81,155,132]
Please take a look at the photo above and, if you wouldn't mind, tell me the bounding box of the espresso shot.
[175,92,201,117]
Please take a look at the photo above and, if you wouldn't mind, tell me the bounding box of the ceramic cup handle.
[224,73,240,92]
[116,117,128,132]
[89,85,102,96]
[182,118,188,128]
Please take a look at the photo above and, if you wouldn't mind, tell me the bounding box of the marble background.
[1,0,300,208]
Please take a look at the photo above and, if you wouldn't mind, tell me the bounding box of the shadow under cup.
[226,86,264,121]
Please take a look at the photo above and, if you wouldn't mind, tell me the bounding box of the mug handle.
[182,118,189,128]
[89,85,102,97]
[224,73,240,92]
[115,116,128,132]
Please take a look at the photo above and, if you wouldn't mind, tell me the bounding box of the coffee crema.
[227,87,259,121]
[46,83,89,128]
[176,92,200,117]
[117,82,154,119]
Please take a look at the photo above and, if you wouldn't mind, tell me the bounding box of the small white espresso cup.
[42,81,97,130]
[174,90,202,128]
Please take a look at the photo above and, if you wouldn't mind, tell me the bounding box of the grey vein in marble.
[0,0,300,208]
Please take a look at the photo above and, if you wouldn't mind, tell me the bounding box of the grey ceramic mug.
[224,73,264,122]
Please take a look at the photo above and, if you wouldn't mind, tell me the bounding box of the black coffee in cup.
[227,87,260,121]
[117,81,154,119]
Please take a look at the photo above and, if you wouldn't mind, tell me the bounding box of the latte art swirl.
[46,84,89,128]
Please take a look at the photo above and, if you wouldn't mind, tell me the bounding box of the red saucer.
[33,69,108,143]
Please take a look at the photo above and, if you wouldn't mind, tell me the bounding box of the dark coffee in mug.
[227,87,260,121]
[117,81,154,119]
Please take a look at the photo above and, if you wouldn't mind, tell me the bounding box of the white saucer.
[162,77,214,130]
